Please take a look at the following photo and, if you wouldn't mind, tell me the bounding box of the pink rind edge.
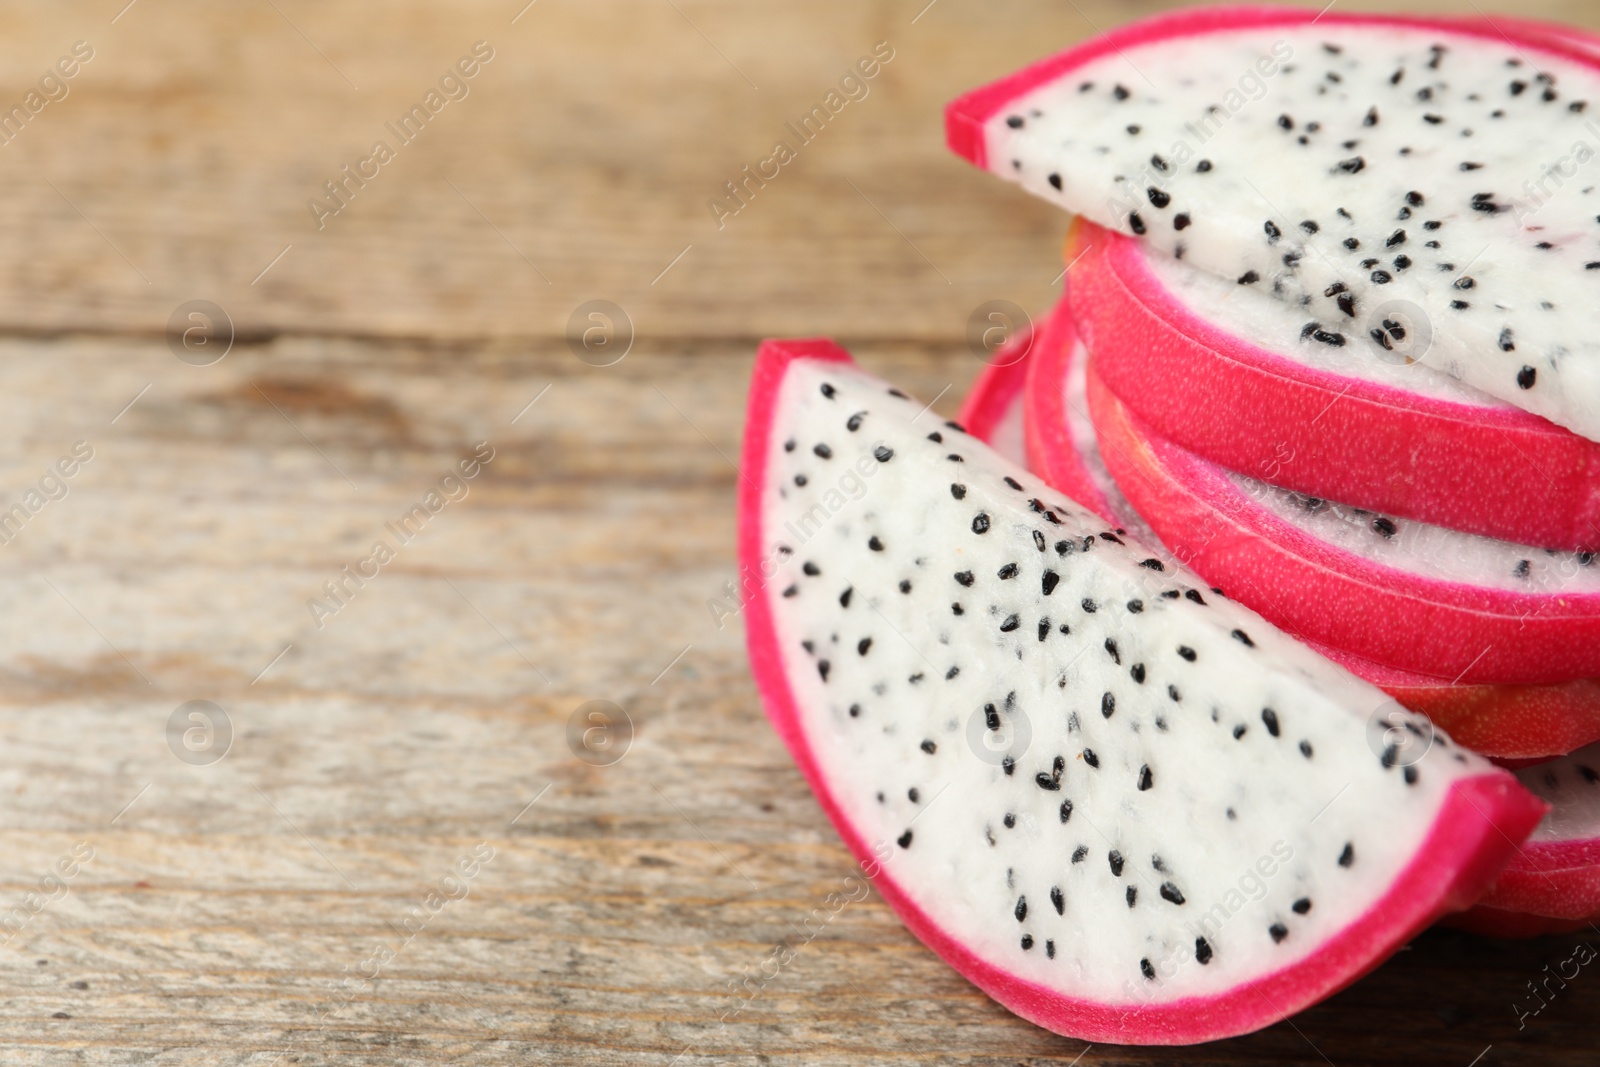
[1081,227,1600,552]
[1083,361,1600,684]
[956,324,1034,440]
[945,5,1600,169]
[739,340,1546,1043]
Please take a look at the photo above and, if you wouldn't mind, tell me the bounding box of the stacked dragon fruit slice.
[949,6,1600,940]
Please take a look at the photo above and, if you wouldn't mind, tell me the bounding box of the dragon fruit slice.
[947,6,1600,442]
[1083,360,1600,685]
[740,338,1543,1043]
[1452,742,1600,937]
[1067,221,1600,551]
[985,301,1600,762]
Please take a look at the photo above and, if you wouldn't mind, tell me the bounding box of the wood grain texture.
[0,1,1596,1063]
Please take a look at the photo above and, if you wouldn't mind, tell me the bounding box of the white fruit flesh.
[985,24,1600,440]
[761,357,1497,1004]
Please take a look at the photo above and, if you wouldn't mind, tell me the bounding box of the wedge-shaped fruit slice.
[948,6,1600,442]
[740,338,1543,1043]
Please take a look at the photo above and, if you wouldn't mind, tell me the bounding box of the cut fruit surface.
[981,302,1600,761]
[1085,362,1600,685]
[740,338,1543,1043]
[948,6,1600,442]
[1453,742,1600,935]
[1068,220,1600,551]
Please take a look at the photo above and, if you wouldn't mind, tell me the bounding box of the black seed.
[1042,570,1060,596]
[920,739,936,754]
[1177,646,1196,662]
[1370,270,1392,284]
[783,439,796,452]
[817,660,830,681]
[1108,850,1124,876]
[813,443,832,460]
[896,829,913,848]
[1393,255,1411,270]
[847,411,865,431]
[1372,516,1397,538]
[951,483,967,500]
[1126,885,1138,908]
[1130,664,1146,684]
[1147,187,1171,208]
[794,474,808,487]
[1300,740,1314,758]
[1037,618,1050,641]
[1186,590,1206,605]
[1059,799,1073,824]
[998,562,1019,580]
[1005,115,1024,128]
[898,579,912,594]
[1300,219,1319,233]
[1174,212,1191,230]
[1337,156,1365,173]
[1262,708,1280,737]
[868,535,884,552]
[820,383,836,399]
[1264,220,1281,242]
[1002,756,1014,776]
[1404,765,1419,785]
[1196,938,1213,964]
[1269,923,1289,944]
[1082,749,1099,769]
[1238,270,1261,285]
[926,431,942,443]
[1015,896,1028,921]
[1072,846,1088,863]
[1128,211,1146,234]
[1082,598,1098,614]
[1047,173,1063,191]
[1160,882,1185,905]
[1455,276,1475,290]
[1033,530,1047,552]
[1406,190,1424,205]
[1278,114,1293,130]
[782,584,798,598]
[1364,106,1379,126]
[1104,637,1120,664]
[1127,599,1144,614]
[1514,559,1530,579]
[848,703,860,717]
[1196,159,1213,172]
[802,561,820,576]
[951,602,963,615]
[1233,724,1247,740]
[999,614,1020,633]
[1344,237,1360,250]
[1518,365,1537,389]
[1102,692,1116,719]
[945,666,959,680]
[1140,558,1164,571]
[1050,886,1065,914]
[1167,684,1181,702]
[1137,764,1153,791]
[1293,898,1312,915]
[858,637,872,655]
[1387,229,1407,248]
[1232,629,1255,647]
[1112,83,1130,100]
[972,513,990,534]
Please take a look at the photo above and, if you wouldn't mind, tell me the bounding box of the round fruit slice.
[994,302,1600,760]
[741,337,1543,1043]
[1067,219,1600,552]
[1084,361,1600,684]
[1451,743,1600,937]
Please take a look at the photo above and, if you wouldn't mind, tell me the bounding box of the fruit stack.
[738,5,1597,1045]
[952,7,1600,941]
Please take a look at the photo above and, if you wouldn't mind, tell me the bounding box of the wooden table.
[0,1,1594,1063]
